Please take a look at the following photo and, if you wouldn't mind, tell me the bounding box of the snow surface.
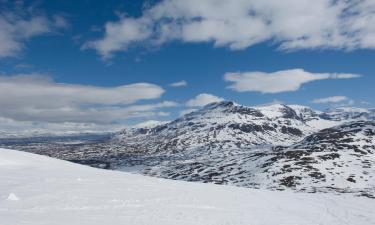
[1,148,375,225]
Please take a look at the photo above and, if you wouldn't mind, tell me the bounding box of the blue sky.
[0,0,374,133]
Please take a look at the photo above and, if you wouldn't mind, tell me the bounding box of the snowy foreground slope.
[1,149,375,225]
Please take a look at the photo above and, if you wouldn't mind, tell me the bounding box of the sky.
[0,0,374,134]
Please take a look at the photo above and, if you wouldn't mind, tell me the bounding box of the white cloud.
[0,74,175,126]
[224,69,361,93]
[312,96,348,104]
[361,101,371,105]
[0,74,164,107]
[85,0,375,57]
[83,17,152,58]
[53,15,69,29]
[169,80,187,87]
[186,93,224,107]
[0,4,67,58]
[347,100,355,106]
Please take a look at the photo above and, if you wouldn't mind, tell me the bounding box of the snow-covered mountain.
[321,107,375,121]
[112,101,374,153]
[253,120,375,195]
[113,101,339,153]
[2,101,374,197]
[1,148,374,225]
[108,101,375,196]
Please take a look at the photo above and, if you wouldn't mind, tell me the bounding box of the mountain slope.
[113,102,375,155]
[109,102,375,196]
[120,121,375,197]
[1,148,375,225]
[257,120,375,196]
[112,102,333,154]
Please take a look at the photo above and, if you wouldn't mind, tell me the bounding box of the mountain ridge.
[110,101,375,197]
[1,101,374,197]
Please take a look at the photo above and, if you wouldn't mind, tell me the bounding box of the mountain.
[108,101,375,197]
[1,148,375,225]
[112,101,336,154]
[253,120,375,196]
[131,120,169,129]
[2,101,374,197]
[112,101,375,155]
[321,107,375,121]
[116,121,375,197]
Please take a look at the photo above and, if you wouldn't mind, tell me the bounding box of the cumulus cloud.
[0,3,67,58]
[224,69,361,93]
[169,80,187,87]
[312,96,349,104]
[186,93,224,107]
[85,0,375,58]
[82,17,152,58]
[0,74,176,127]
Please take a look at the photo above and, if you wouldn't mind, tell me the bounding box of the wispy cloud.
[169,80,187,87]
[186,93,224,107]
[0,2,68,58]
[0,74,176,126]
[312,96,349,104]
[224,69,361,93]
[85,0,375,58]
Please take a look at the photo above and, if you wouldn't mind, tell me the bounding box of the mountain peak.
[255,103,300,119]
[203,100,237,110]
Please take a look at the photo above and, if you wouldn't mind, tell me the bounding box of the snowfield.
[0,148,374,225]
